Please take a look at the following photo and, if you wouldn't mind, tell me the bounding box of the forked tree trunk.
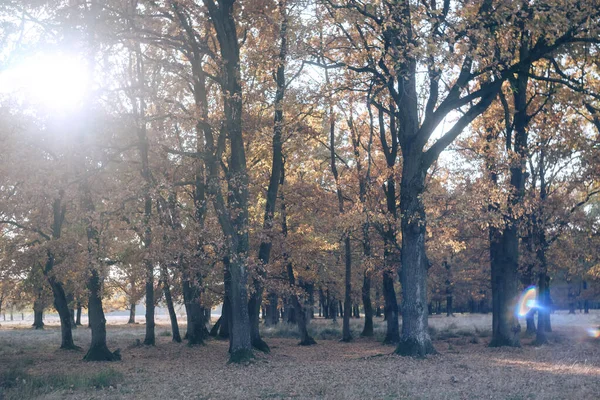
[293,292,316,346]
[201,0,253,363]
[281,162,315,346]
[43,195,77,350]
[286,263,316,346]
[489,36,532,349]
[249,0,290,354]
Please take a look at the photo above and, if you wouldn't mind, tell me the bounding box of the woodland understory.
[1,314,600,399]
[1,0,600,378]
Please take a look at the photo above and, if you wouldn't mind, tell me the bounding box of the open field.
[1,312,600,400]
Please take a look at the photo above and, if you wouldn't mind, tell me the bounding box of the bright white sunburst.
[0,52,90,113]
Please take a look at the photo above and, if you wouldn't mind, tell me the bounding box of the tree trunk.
[265,292,278,326]
[525,310,536,335]
[361,271,374,336]
[218,288,231,340]
[69,300,77,329]
[382,269,400,344]
[490,226,521,347]
[396,156,436,357]
[249,0,290,354]
[128,304,136,324]
[534,272,549,345]
[375,287,382,318]
[381,175,399,344]
[308,285,315,319]
[329,296,337,323]
[286,262,316,346]
[48,277,74,350]
[143,261,155,346]
[32,299,44,329]
[162,273,182,343]
[47,273,77,349]
[84,270,119,361]
[182,278,205,345]
[327,106,352,343]
[201,0,253,363]
[445,261,453,317]
[43,195,76,349]
[76,302,82,326]
[342,236,353,342]
[209,316,222,337]
[490,42,532,348]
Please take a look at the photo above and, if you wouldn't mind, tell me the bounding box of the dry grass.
[1,311,600,399]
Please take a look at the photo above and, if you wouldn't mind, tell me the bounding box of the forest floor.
[1,312,600,400]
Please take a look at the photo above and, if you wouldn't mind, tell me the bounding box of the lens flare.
[587,328,600,339]
[516,286,538,317]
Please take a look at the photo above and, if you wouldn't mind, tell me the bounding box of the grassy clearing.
[1,312,599,399]
[0,363,123,400]
[261,315,492,343]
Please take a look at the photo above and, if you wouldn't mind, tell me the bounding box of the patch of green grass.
[159,330,171,337]
[0,365,123,400]
[314,327,341,340]
[261,323,301,339]
[474,327,491,338]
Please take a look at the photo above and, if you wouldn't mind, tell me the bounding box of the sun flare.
[0,53,90,113]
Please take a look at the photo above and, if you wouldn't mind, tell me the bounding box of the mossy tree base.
[382,334,400,345]
[83,345,121,362]
[361,327,374,337]
[532,335,548,346]
[252,338,270,353]
[187,337,205,347]
[489,336,521,348]
[395,338,437,358]
[228,349,255,364]
[298,337,316,346]
[60,344,82,351]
